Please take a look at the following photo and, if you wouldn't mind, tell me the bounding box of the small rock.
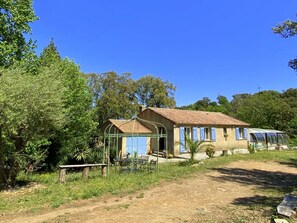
[196,207,207,214]
[217,187,227,192]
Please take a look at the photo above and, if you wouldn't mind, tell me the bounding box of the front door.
[126,137,147,156]
[158,127,166,151]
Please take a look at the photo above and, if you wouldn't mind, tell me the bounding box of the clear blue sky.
[31,0,297,106]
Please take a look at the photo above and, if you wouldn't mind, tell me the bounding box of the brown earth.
[1,160,297,223]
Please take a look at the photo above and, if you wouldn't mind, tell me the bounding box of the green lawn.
[1,150,297,214]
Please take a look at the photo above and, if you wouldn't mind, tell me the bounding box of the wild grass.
[0,150,297,214]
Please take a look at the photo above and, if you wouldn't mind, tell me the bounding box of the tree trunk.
[8,158,19,188]
[5,134,24,188]
[0,126,8,189]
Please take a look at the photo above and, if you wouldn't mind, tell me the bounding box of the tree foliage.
[88,72,138,125]
[135,75,176,108]
[39,38,61,67]
[235,91,294,131]
[88,72,176,125]
[0,66,66,188]
[180,90,297,140]
[273,14,297,72]
[0,0,38,67]
[180,95,230,114]
[179,137,211,163]
[37,40,97,165]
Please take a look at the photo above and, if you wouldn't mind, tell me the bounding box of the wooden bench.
[58,164,107,183]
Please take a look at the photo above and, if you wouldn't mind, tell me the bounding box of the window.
[184,127,191,147]
[205,127,211,140]
[200,127,216,141]
[223,128,228,136]
[236,127,247,140]
[180,127,195,153]
[159,127,166,150]
[238,128,244,139]
[185,127,191,139]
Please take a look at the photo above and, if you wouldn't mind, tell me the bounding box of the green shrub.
[289,137,297,148]
[248,144,255,154]
[168,153,174,159]
[205,145,215,158]
[230,147,236,155]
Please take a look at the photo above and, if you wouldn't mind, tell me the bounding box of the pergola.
[103,115,168,174]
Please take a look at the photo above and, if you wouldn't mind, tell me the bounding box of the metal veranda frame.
[249,128,289,149]
[103,116,168,175]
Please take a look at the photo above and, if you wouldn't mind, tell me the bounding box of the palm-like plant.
[180,137,209,163]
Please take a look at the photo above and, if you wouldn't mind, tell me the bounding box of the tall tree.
[234,91,294,131]
[0,66,66,188]
[281,88,297,136]
[135,75,176,108]
[88,71,138,125]
[230,93,252,116]
[37,41,96,165]
[273,14,297,72]
[0,0,38,67]
[180,96,231,114]
[39,38,61,67]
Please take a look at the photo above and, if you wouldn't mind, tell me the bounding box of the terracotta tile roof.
[147,107,249,126]
[109,119,152,134]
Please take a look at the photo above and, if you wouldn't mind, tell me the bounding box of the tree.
[234,91,294,131]
[37,41,96,165]
[39,38,61,67]
[217,95,231,114]
[88,71,138,125]
[135,75,176,108]
[230,93,252,116]
[0,0,38,67]
[273,14,297,72]
[0,66,66,188]
[281,88,297,137]
[282,88,297,108]
[193,97,212,111]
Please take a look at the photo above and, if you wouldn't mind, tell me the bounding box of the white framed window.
[185,127,191,138]
[201,127,216,142]
[238,128,244,139]
[236,127,247,140]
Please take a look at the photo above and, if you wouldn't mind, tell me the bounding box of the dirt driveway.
[2,160,297,223]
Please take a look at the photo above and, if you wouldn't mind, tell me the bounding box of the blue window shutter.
[244,128,248,140]
[193,127,198,141]
[200,127,205,141]
[235,128,240,140]
[180,127,186,152]
[211,127,216,142]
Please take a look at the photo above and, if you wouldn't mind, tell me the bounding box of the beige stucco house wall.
[138,107,250,155]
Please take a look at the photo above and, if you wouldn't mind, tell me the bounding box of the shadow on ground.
[211,167,297,193]
[279,158,297,169]
[211,166,297,218]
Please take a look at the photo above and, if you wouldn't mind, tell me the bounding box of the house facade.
[138,107,250,155]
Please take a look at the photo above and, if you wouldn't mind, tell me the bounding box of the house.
[138,107,250,155]
[100,119,152,157]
